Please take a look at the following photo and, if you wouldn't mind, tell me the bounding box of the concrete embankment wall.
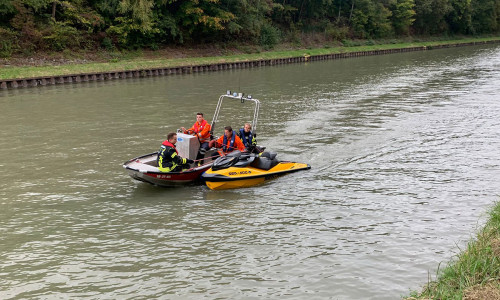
[1,40,499,90]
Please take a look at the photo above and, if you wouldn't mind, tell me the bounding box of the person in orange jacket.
[180,112,211,161]
[209,126,246,156]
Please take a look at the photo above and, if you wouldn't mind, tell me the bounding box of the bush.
[284,23,303,46]
[342,39,367,47]
[325,25,350,41]
[0,28,18,58]
[259,23,280,50]
[0,40,13,58]
[43,22,80,51]
[149,43,159,51]
[101,37,114,50]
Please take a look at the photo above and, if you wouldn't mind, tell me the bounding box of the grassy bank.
[407,201,500,299]
[1,36,500,80]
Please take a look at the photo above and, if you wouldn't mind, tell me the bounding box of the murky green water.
[1,44,500,299]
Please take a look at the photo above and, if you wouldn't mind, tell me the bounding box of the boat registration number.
[157,175,171,179]
[229,171,251,175]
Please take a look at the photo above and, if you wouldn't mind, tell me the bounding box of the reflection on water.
[1,44,500,299]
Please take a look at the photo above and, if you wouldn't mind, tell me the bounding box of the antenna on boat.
[238,69,241,95]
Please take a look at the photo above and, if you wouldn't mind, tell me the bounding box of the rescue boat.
[123,132,218,186]
[123,151,213,187]
[202,151,311,190]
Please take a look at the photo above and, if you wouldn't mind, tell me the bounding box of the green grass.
[407,201,500,299]
[1,36,500,80]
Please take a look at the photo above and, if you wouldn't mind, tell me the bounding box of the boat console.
[175,132,201,160]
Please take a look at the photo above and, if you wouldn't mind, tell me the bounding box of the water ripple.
[1,45,500,299]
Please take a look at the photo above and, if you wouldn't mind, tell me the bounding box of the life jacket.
[193,120,211,143]
[239,128,254,147]
[161,140,177,153]
[157,140,184,172]
[222,133,236,154]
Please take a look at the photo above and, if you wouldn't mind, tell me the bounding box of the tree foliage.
[0,0,498,55]
[351,0,394,38]
[391,0,415,34]
[470,0,499,33]
[413,0,452,33]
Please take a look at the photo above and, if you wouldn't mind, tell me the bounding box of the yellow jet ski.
[202,151,310,190]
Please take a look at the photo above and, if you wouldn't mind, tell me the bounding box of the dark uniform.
[238,128,257,152]
[157,140,192,172]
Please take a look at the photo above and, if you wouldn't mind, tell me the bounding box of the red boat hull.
[123,152,212,187]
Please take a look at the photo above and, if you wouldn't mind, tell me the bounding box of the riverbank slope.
[407,201,500,299]
[2,36,500,81]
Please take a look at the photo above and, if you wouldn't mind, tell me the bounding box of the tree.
[105,0,156,47]
[412,0,452,34]
[470,0,499,33]
[220,0,272,40]
[167,0,235,41]
[351,0,393,38]
[391,0,415,34]
[0,0,17,27]
[446,0,472,33]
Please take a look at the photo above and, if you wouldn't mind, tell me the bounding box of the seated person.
[237,122,259,152]
[157,132,194,172]
[209,126,246,156]
[180,112,211,161]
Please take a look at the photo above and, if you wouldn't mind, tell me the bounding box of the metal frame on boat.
[210,91,260,137]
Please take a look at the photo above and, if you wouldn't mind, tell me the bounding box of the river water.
[1,44,499,299]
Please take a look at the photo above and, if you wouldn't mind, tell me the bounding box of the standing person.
[157,132,194,172]
[209,126,246,155]
[238,123,257,152]
[180,112,211,162]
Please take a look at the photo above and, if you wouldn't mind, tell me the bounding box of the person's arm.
[251,134,257,146]
[169,148,187,165]
[184,122,196,134]
[235,136,246,152]
[216,135,224,148]
[170,150,194,165]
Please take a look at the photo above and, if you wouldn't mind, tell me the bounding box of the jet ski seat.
[234,154,255,167]
[260,151,277,160]
[251,152,279,170]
